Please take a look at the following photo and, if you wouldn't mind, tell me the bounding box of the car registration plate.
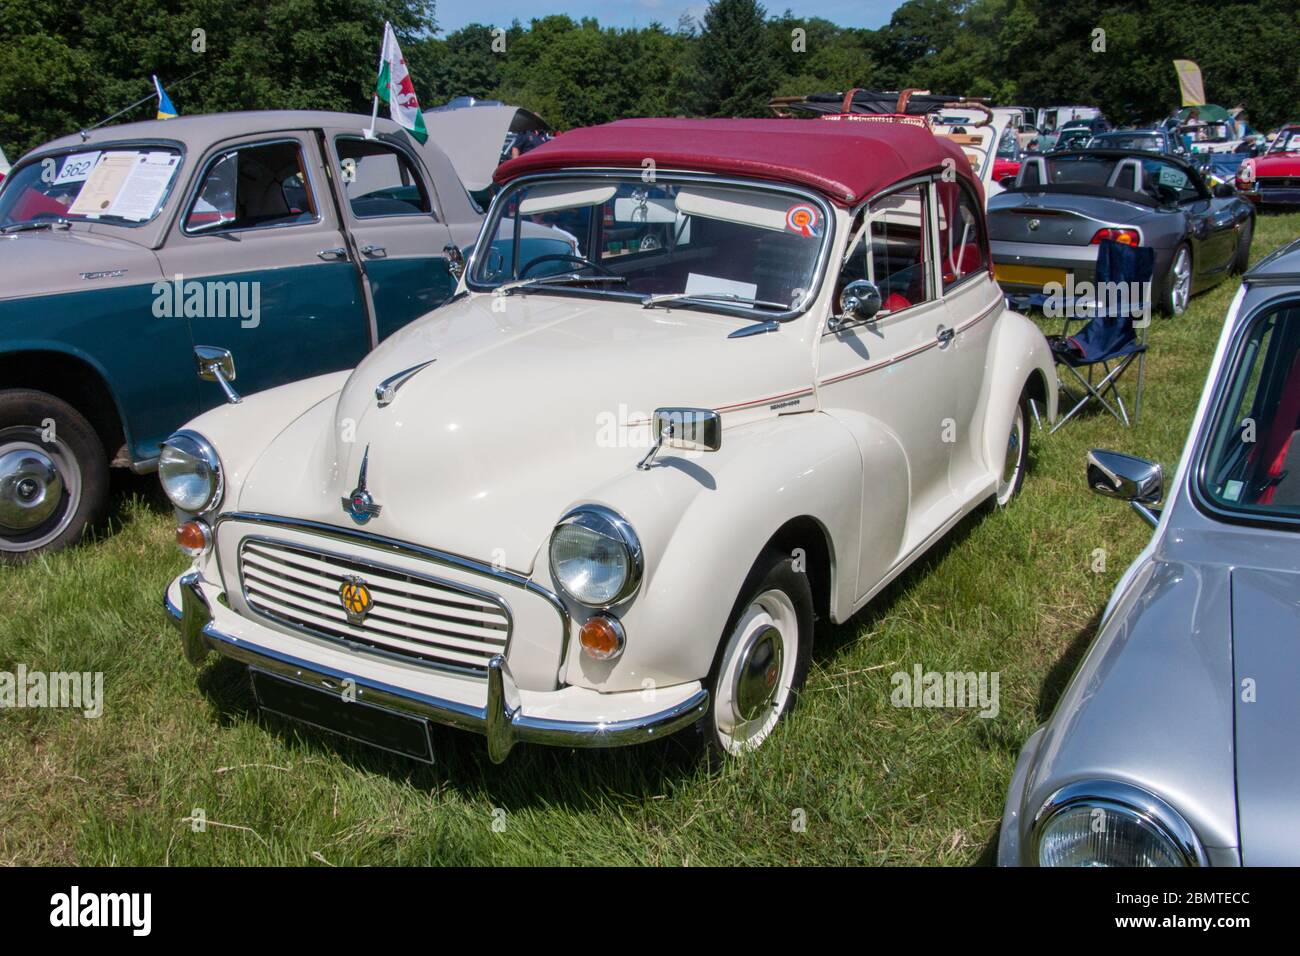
[994,263,1069,287]
[250,668,435,763]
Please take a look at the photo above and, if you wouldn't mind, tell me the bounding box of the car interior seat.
[1254,349,1300,505]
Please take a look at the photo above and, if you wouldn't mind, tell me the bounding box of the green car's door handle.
[317,247,348,261]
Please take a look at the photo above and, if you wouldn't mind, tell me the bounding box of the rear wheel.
[0,390,108,562]
[1161,244,1192,316]
[696,549,813,758]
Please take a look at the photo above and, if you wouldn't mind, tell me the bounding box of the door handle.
[936,325,955,348]
[317,247,348,261]
[361,244,387,258]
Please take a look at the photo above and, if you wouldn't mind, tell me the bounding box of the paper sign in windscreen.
[685,273,758,301]
[107,152,179,221]
[67,152,136,218]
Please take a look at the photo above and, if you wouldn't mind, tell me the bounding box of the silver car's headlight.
[158,431,223,514]
[548,506,643,607]
[1032,781,1207,867]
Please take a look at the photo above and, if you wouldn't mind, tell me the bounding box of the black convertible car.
[990,149,1254,315]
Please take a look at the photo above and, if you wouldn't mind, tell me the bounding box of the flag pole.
[76,68,204,140]
[365,22,389,140]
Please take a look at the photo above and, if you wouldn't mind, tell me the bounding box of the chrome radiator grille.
[238,538,510,673]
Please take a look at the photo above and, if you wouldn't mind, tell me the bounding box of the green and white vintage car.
[0,110,502,559]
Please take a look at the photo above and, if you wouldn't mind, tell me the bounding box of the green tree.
[0,0,434,158]
[694,0,778,117]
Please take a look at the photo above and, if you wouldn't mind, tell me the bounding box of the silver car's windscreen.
[470,177,830,316]
[1199,300,1300,522]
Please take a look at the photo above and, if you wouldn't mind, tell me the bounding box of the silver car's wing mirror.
[194,345,242,405]
[637,407,722,470]
[828,279,883,332]
[1087,449,1162,527]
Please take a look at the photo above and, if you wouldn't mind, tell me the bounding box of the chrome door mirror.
[828,279,883,332]
[194,345,242,405]
[444,243,466,280]
[1087,449,1162,526]
[637,407,722,470]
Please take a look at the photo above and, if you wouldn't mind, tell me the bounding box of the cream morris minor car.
[163,118,1058,763]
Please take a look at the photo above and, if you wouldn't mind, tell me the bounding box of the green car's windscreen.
[0,147,183,228]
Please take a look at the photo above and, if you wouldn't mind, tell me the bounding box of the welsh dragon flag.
[375,22,428,143]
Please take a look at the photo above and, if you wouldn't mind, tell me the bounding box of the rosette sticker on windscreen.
[785,203,822,238]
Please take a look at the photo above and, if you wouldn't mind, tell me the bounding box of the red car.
[1237,125,1300,207]
[992,128,1023,186]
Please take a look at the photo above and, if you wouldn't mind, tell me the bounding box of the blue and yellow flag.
[153,75,178,119]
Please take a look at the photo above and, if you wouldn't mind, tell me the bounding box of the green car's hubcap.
[0,427,80,550]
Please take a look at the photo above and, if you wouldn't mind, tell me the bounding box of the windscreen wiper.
[0,217,71,235]
[641,291,790,312]
[496,273,628,297]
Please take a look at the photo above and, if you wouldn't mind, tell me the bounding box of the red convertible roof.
[493,117,979,206]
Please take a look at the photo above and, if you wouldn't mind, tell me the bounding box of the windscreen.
[0,147,183,228]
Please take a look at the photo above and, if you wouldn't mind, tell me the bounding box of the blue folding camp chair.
[1048,239,1155,433]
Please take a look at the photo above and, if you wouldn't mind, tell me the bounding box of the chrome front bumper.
[165,572,709,763]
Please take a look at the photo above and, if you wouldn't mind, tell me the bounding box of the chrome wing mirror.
[1087,449,1162,527]
[637,407,722,470]
[828,279,882,333]
[194,345,242,405]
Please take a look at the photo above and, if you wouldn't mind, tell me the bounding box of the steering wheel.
[519,253,617,278]
[1153,183,1179,206]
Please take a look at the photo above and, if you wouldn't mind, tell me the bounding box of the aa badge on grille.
[339,576,375,625]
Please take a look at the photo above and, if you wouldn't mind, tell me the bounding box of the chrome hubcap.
[997,407,1025,505]
[733,625,784,722]
[1171,249,1191,314]
[716,589,798,754]
[0,448,62,531]
[0,428,81,550]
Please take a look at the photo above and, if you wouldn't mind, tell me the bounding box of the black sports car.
[990,149,1255,316]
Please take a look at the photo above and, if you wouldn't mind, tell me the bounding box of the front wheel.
[697,549,813,758]
[0,390,108,562]
[1160,244,1192,316]
[994,392,1031,507]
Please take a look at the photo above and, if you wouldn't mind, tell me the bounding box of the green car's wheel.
[0,390,108,562]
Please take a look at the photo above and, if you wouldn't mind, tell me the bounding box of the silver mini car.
[1000,237,1300,866]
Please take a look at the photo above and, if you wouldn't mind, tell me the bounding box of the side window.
[1201,304,1300,516]
[839,184,931,315]
[335,139,431,218]
[936,181,988,290]
[185,141,317,233]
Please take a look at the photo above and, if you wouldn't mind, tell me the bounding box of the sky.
[435,0,907,35]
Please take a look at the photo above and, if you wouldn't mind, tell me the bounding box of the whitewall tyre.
[699,549,813,758]
[995,393,1030,507]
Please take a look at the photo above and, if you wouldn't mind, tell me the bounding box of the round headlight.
[548,507,643,607]
[1033,781,1206,867]
[158,431,223,514]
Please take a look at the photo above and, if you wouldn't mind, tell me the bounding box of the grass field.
[3,212,1297,866]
